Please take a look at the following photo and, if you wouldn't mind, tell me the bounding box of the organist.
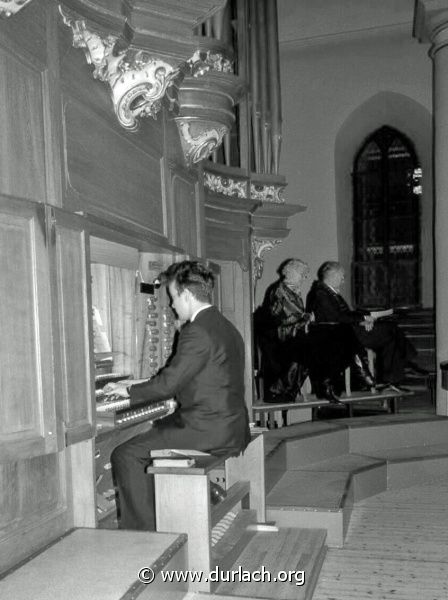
[106,260,250,531]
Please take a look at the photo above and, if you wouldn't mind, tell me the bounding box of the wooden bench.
[253,387,414,427]
[146,434,266,593]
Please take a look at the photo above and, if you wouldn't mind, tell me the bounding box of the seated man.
[108,261,250,531]
[306,261,417,387]
[256,259,359,403]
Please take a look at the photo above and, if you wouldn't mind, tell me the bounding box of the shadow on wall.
[334,91,433,307]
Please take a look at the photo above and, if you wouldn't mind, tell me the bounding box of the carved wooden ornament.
[252,237,282,283]
[0,0,33,17]
[176,119,228,165]
[59,6,180,130]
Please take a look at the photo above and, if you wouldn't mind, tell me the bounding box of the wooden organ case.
[0,0,297,574]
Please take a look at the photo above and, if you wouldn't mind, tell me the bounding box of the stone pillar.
[415,1,448,415]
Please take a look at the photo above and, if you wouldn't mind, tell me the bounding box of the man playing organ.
[105,260,250,531]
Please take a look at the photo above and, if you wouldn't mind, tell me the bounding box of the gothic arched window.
[353,126,421,309]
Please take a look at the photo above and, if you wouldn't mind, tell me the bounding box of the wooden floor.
[313,475,448,600]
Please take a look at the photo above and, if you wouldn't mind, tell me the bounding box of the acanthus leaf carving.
[59,6,180,131]
[203,172,247,198]
[252,237,282,285]
[176,119,228,165]
[0,0,33,18]
[250,182,286,203]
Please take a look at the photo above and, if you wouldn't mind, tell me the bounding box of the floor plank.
[313,476,448,600]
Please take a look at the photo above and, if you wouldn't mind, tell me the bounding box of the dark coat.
[306,280,416,383]
[129,305,250,457]
[306,280,364,324]
[261,280,312,341]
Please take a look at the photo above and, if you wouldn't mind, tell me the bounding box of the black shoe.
[352,355,376,391]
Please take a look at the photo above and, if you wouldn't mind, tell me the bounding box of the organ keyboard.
[96,396,177,429]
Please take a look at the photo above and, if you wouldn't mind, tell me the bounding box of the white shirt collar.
[191,304,212,322]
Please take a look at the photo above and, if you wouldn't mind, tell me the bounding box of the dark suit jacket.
[306,280,364,324]
[129,306,250,456]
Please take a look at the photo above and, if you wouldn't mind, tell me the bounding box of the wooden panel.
[54,216,94,445]
[225,434,265,522]
[206,224,248,269]
[90,237,139,269]
[64,100,166,236]
[155,473,212,591]
[217,260,237,324]
[0,451,68,575]
[0,45,46,202]
[172,173,201,256]
[67,439,96,528]
[213,260,254,412]
[0,0,48,67]
[0,198,57,461]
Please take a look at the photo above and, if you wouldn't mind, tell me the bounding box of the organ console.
[94,370,178,522]
[96,396,178,429]
[95,373,178,430]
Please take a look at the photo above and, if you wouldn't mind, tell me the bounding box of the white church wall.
[256,30,432,310]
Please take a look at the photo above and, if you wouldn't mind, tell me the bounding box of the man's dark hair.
[161,261,214,302]
[317,261,342,281]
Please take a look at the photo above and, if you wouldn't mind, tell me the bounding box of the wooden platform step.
[360,442,448,489]
[215,527,327,600]
[140,528,327,600]
[264,415,448,547]
[266,455,387,547]
[0,529,188,600]
[345,414,448,453]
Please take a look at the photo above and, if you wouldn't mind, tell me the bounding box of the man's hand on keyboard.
[103,381,130,398]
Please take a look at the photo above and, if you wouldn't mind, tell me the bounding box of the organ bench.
[146,434,266,593]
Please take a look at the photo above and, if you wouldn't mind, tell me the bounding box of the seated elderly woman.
[254,258,362,403]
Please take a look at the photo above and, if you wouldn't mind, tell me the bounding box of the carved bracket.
[252,237,282,285]
[0,0,33,17]
[250,182,286,203]
[59,6,181,130]
[203,172,247,198]
[176,118,228,165]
